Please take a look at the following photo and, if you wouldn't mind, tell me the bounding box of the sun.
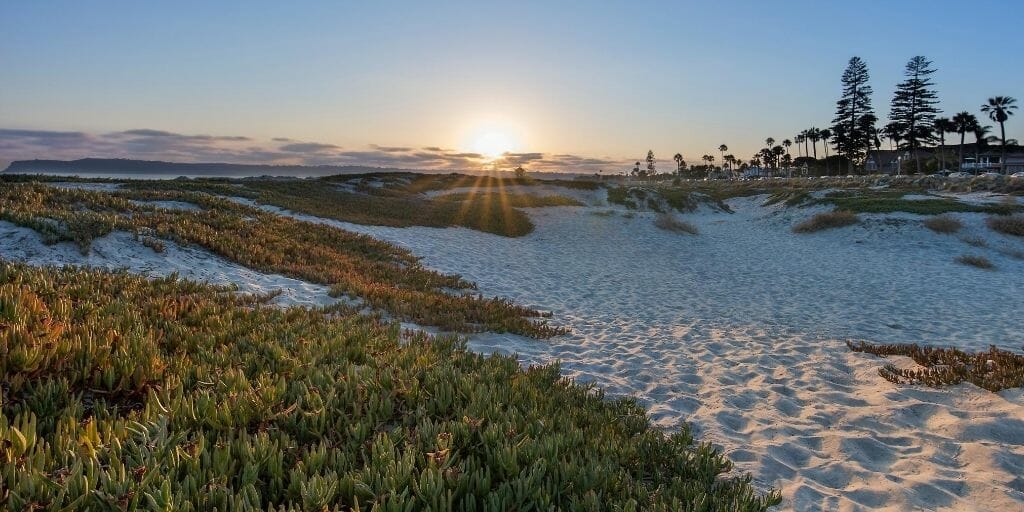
[468,127,518,160]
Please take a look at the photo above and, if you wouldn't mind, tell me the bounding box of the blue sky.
[2,1,1021,171]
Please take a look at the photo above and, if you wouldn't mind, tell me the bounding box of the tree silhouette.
[831,57,875,174]
[981,96,1018,173]
[952,112,979,171]
[889,56,940,173]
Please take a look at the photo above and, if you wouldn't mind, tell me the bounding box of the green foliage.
[0,183,562,337]
[847,341,1024,392]
[817,190,1021,215]
[0,263,779,510]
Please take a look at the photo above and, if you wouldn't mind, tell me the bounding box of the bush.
[0,262,780,510]
[924,215,962,234]
[793,210,860,233]
[987,214,1024,237]
[955,254,995,269]
[654,213,699,235]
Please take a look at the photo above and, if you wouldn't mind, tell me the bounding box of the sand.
[276,194,1024,511]
[0,221,337,308]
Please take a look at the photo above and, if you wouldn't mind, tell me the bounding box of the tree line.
[626,56,1017,179]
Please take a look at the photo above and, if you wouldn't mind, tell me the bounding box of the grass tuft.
[923,215,962,234]
[793,210,859,233]
[987,214,1024,237]
[653,213,699,235]
[955,254,995,269]
[847,340,1024,392]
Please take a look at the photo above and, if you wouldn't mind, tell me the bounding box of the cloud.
[0,127,624,173]
[279,142,341,153]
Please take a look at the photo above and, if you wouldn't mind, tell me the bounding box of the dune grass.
[923,215,963,234]
[0,262,780,511]
[0,183,563,337]
[818,190,1021,216]
[792,211,860,233]
[654,213,699,235]
[433,191,584,207]
[238,180,539,238]
[847,341,1024,392]
[987,214,1024,237]
[955,254,995,270]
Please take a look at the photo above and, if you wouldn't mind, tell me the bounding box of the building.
[865,145,1024,174]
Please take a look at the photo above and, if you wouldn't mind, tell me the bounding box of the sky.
[2,0,1022,172]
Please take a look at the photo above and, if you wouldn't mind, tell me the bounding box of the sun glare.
[467,127,518,160]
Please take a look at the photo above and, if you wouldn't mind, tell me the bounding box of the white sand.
[0,221,336,308]
[278,196,1024,511]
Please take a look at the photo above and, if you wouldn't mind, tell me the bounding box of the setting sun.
[467,127,518,160]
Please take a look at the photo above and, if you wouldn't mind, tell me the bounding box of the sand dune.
[305,195,1024,511]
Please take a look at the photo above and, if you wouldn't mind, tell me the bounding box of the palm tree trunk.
[1000,121,1007,174]
[958,131,965,171]
[939,135,945,172]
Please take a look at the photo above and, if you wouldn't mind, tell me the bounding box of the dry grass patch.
[924,215,962,234]
[848,341,1024,392]
[955,254,995,269]
[653,213,699,235]
[987,214,1024,237]
[793,210,859,233]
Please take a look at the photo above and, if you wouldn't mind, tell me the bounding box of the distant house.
[865,146,1024,174]
[864,150,900,174]
[962,147,1024,173]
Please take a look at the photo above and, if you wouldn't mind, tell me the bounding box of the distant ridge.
[2,158,430,178]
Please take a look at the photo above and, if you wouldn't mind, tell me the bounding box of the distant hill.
[2,158,429,178]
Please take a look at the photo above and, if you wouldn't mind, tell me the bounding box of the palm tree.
[932,117,955,172]
[981,96,1018,173]
[718,144,728,169]
[673,153,685,174]
[819,129,832,175]
[883,122,903,174]
[794,134,805,158]
[972,125,997,174]
[807,127,821,160]
[951,112,978,171]
[800,130,810,157]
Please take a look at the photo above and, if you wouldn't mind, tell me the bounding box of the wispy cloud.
[0,127,628,173]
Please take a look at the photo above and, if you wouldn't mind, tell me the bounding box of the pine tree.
[831,57,875,174]
[645,150,656,178]
[889,56,940,173]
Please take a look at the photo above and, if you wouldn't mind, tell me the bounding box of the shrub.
[987,214,1024,237]
[792,210,860,233]
[955,254,995,269]
[847,340,1024,392]
[141,236,167,253]
[654,213,699,235]
[0,262,780,510]
[924,215,962,234]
